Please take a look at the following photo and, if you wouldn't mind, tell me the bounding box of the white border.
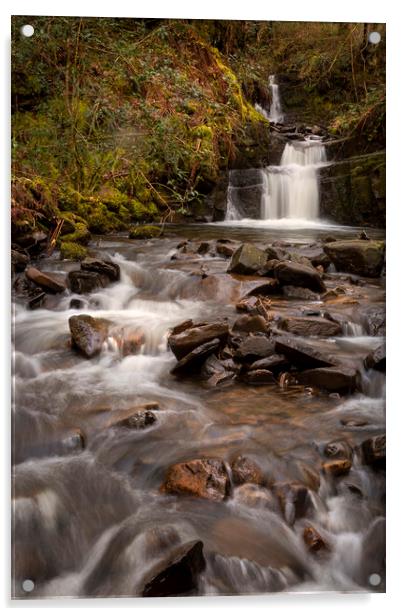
[1,0,400,614]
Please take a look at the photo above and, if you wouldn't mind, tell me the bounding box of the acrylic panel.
[11,16,386,599]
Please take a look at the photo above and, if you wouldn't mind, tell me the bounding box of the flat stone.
[297,367,358,393]
[25,266,66,293]
[234,335,275,362]
[81,257,120,281]
[171,338,221,375]
[168,322,229,360]
[275,337,336,369]
[249,354,290,374]
[278,316,342,337]
[282,286,320,301]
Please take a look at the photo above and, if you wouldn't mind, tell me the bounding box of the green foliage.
[59,241,88,260]
[128,225,162,239]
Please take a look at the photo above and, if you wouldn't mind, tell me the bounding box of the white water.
[262,141,328,221]
[268,74,284,123]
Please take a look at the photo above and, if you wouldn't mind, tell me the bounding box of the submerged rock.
[227,243,267,275]
[142,540,206,597]
[274,261,326,293]
[231,456,265,486]
[323,240,385,277]
[297,367,358,393]
[282,286,320,301]
[69,314,109,358]
[163,458,230,501]
[113,409,157,430]
[25,266,66,293]
[278,316,342,337]
[168,322,229,361]
[322,459,352,477]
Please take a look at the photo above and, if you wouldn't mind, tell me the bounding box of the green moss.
[62,221,91,245]
[128,225,162,239]
[60,241,88,260]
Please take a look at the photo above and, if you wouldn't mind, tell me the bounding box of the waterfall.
[267,74,284,124]
[262,141,327,221]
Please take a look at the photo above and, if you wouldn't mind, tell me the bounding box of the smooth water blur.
[12,230,385,598]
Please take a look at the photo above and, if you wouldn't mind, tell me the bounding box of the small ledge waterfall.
[255,74,284,124]
[261,141,327,220]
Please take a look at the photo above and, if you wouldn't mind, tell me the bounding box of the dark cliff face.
[319,151,385,227]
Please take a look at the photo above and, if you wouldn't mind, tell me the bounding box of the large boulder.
[168,322,229,361]
[278,316,342,337]
[142,540,206,597]
[81,257,120,282]
[227,243,267,275]
[323,240,385,277]
[275,337,336,369]
[297,367,358,393]
[163,458,230,501]
[25,266,66,293]
[273,261,326,293]
[69,314,110,358]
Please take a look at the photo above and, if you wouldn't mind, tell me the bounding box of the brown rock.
[303,526,329,553]
[25,266,66,293]
[282,286,320,301]
[323,240,385,277]
[278,316,342,337]
[81,257,120,282]
[232,315,269,334]
[170,338,221,376]
[324,440,353,462]
[68,270,107,294]
[234,335,275,362]
[249,354,290,374]
[142,539,206,597]
[69,314,109,358]
[168,322,229,361]
[274,261,326,293]
[231,456,265,486]
[216,243,234,258]
[163,459,230,501]
[275,337,336,369]
[243,369,275,385]
[364,344,385,372]
[227,243,267,275]
[361,434,385,469]
[322,459,352,476]
[274,482,312,525]
[297,367,358,393]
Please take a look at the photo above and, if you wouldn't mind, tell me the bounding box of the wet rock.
[25,266,66,293]
[322,459,352,476]
[227,243,267,275]
[196,241,211,255]
[69,314,109,358]
[282,286,320,301]
[232,315,269,334]
[323,240,385,277]
[324,440,353,462]
[11,249,29,273]
[299,246,331,270]
[249,354,290,374]
[163,458,230,501]
[258,258,281,277]
[69,298,85,309]
[142,539,206,597]
[234,484,277,510]
[120,331,145,356]
[274,482,312,525]
[278,316,342,337]
[243,369,276,385]
[168,322,229,361]
[274,261,326,293]
[297,367,358,393]
[28,292,46,310]
[170,319,196,336]
[265,246,288,261]
[68,270,107,294]
[288,253,313,268]
[303,526,329,553]
[201,354,238,387]
[361,435,385,469]
[113,409,156,430]
[361,305,385,336]
[244,278,281,296]
[216,242,234,258]
[81,257,120,282]
[231,456,265,486]
[275,337,336,369]
[171,339,221,376]
[234,335,275,362]
[364,343,386,372]
[16,230,47,256]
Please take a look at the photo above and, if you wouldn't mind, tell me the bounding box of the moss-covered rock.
[60,241,88,261]
[62,221,91,245]
[128,225,162,240]
[323,240,385,277]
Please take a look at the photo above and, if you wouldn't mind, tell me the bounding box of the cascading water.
[262,141,328,221]
[255,74,284,124]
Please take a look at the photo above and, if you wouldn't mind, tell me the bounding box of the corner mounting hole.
[22,579,34,592]
[21,24,34,38]
[368,31,381,45]
[369,573,381,586]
